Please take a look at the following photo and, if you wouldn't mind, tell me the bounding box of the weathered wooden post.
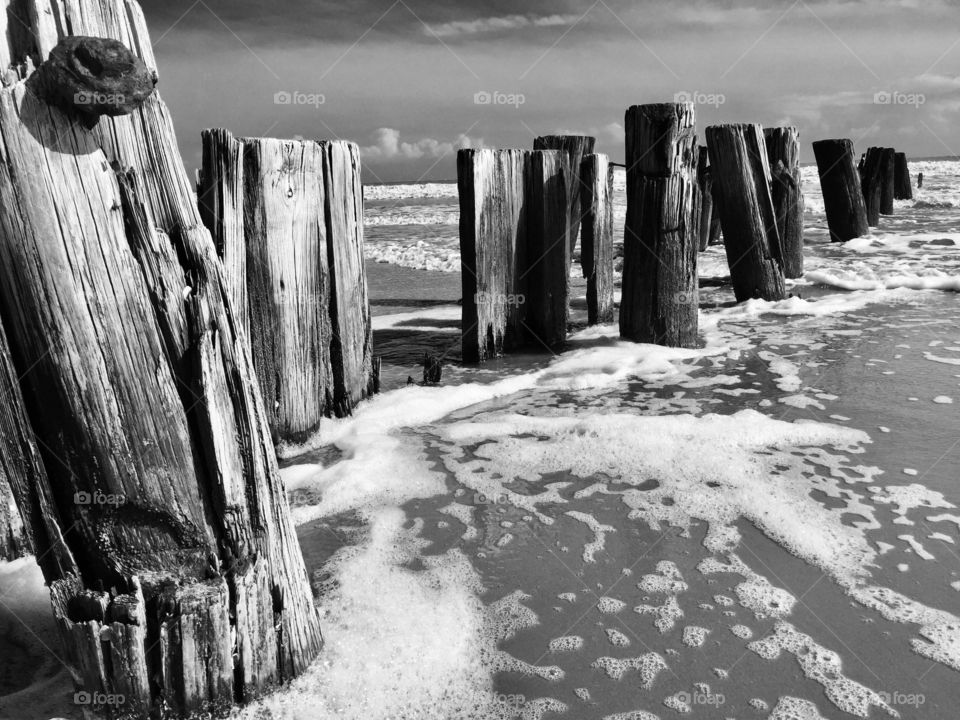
[859,146,884,226]
[524,150,571,348]
[198,127,247,336]
[880,147,896,215]
[199,130,376,446]
[458,148,528,362]
[579,153,615,324]
[0,319,66,575]
[0,1,323,716]
[696,146,714,252]
[533,135,595,255]
[812,139,870,243]
[764,127,805,278]
[707,124,786,302]
[894,152,913,200]
[620,103,699,346]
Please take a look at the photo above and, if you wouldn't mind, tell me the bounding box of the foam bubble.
[548,635,584,653]
[682,626,710,647]
[748,622,896,717]
[591,654,669,688]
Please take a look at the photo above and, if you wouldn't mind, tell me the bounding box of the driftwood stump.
[620,103,699,346]
[707,123,786,302]
[894,152,913,200]
[0,1,323,717]
[579,153,615,324]
[812,139,869,243]
[533,135,595,255]
[199,130,376,446]
[764,127,805,278]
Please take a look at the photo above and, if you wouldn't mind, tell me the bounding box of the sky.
[141,0,960,183]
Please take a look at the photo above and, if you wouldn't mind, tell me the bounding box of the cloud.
[424,13,582,38]
[360,128,483,162]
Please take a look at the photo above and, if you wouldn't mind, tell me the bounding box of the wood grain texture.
[200,131,375,445]
[0,1,323,716]
[524,150,570,348]
[621,103,699,346]
[764,127,805,279]
[458,148,528,362]
[707,123,786,302]
[812,138,869,243]
[533,135,595,255]
[579,153,615,324]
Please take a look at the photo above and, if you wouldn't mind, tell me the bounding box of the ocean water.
[3,162,960,720]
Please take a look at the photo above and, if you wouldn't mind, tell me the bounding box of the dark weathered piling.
[696,146,714,252]
[199,130,376,444]
[880,147,896,215]
[707,124,786,302]
[579,153,615,324]
[812,139,870,243]
[764,127,805,278]
[620,103,699,346]
[0,1,323,716]
[894,152,913,200]
[859,146,885,226]
[458,148,528,362]
[524,150,571,348]
[533,135,596,254]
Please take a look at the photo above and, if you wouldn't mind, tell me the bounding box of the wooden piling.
[199,130,376,444]
[458,148,528,362]
[859,146,885,226]
[707,124,786,302]
[620,103,699,346]
[579,153,615,324]
[894,152,913,200]
[524,150,571,348]
[880,147,896,215]
[764,127,805,278]
[696,146,714,252]
[0,2,323,715]
[812,139,870,243]
[533,135,596,255]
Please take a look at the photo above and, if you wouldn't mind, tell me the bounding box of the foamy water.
[363,160,960,280]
